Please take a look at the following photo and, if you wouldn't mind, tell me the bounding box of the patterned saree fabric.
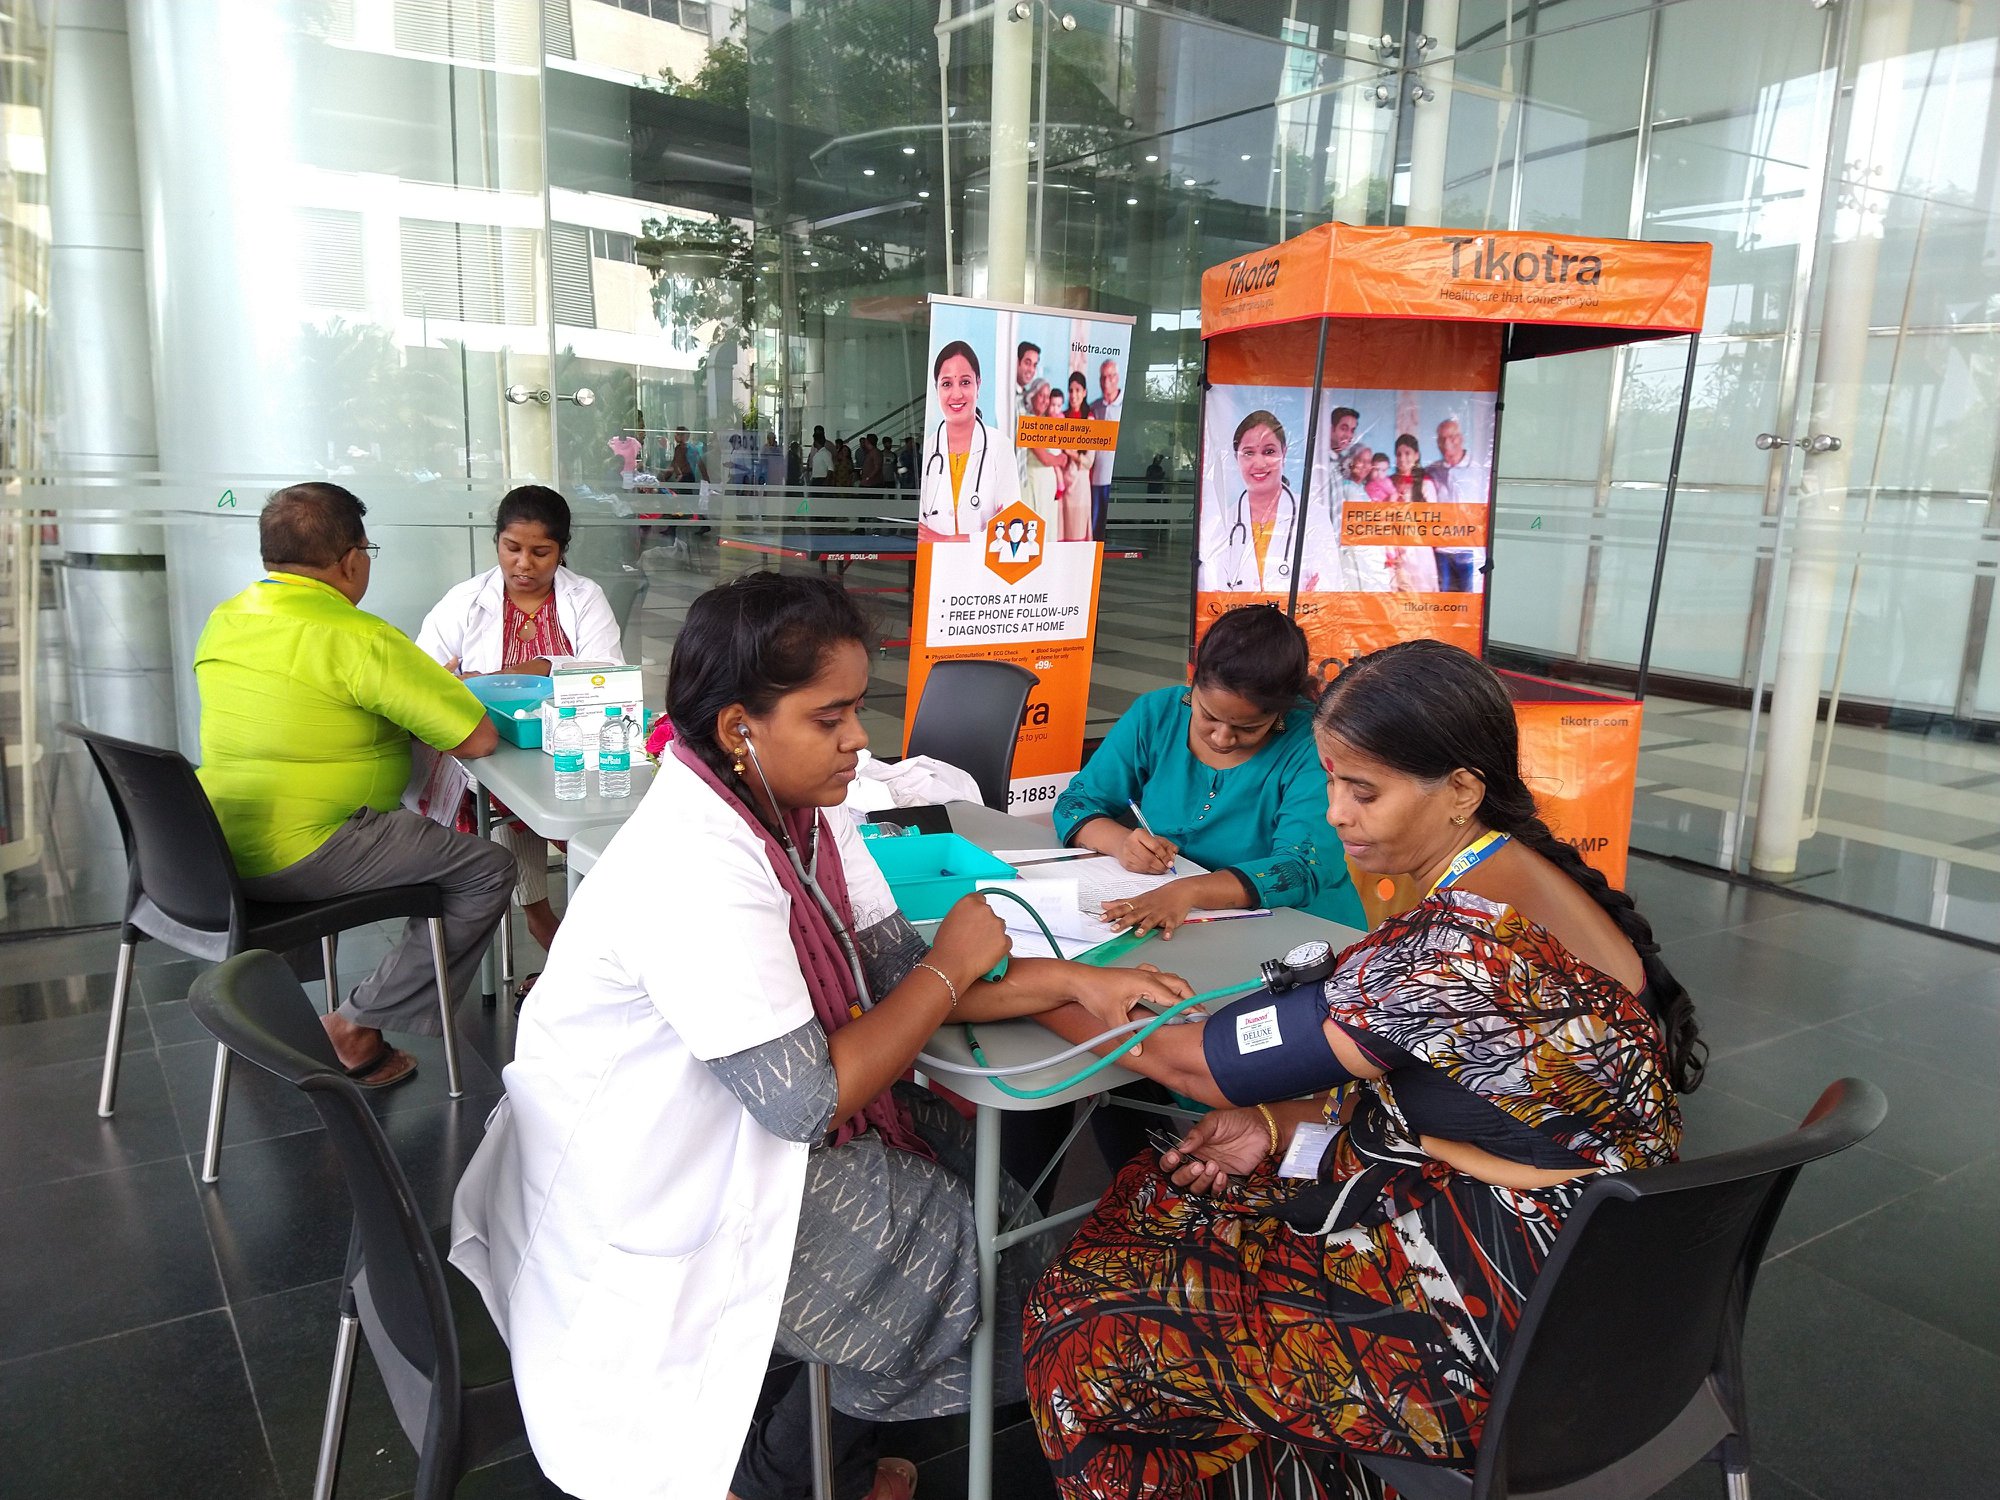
[1024,889,1681,1500]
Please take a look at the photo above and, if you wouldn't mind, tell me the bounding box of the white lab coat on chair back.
[448,753,896,1500]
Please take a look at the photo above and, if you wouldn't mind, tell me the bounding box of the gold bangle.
[913,961,959,1011]
[1255,1103,1281,1157]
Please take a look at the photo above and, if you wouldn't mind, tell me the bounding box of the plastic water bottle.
[597,705,632,799]
[551,705,586,801]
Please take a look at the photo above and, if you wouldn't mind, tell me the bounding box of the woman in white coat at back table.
[414,486,622,997]
[449,572,1194,1500]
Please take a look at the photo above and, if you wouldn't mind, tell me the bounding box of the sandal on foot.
[343,1045,419,1090]
[865,1458,918,1500]
[512,971,541,1009]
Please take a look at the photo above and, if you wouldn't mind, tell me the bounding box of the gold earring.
[733,756,745,774]
[1453,814,1469,826]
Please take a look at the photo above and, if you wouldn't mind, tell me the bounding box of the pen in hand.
[1127,799,1180,876]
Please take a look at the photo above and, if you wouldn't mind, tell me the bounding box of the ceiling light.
[1126,196,1138,205]
[1240,153,1252,161]
[1182,177,1195,186]
[810,260,820,267]
[1144,153,1158,162]
[902,145,916,155]
[863,168,876,177]
[918,190,931,198]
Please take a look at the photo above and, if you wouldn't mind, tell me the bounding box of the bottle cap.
[606,705,622,717]
[558,705,576,717]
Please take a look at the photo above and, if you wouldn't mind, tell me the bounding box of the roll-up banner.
[907,294,1135,813]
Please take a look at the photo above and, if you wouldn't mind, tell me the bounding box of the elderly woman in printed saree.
[1021,640,1707,1500]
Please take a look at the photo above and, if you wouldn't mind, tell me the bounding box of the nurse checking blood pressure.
[449,572,1189,1500]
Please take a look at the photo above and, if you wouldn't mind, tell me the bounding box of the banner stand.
[1192,224,1713,895]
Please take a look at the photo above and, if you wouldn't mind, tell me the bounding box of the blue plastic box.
[463,673,554,748]
[861,832,1017,922]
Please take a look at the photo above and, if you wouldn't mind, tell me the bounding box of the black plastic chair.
[1356,1076,1888,1500]
[904,659,1039,811]
[62,723,465,1184]
[188,951,522,1500]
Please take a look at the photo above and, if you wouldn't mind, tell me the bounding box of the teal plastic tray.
[862,832,1017,922]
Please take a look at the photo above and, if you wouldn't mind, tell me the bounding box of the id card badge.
[1277,1122,1336,1180]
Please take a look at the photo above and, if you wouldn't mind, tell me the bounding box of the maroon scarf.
[671,740,932,1158]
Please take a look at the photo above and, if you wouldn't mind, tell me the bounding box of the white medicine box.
[548,661,642,709]
[540,663,643,768]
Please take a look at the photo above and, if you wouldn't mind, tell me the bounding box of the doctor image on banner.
[917,304,1020,540]
[1196,384,1337,594]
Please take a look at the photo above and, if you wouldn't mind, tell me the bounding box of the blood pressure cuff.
[1202,984,1357,1107]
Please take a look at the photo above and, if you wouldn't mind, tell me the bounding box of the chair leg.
[429,918,463,1099]
[320,934,340,1016]
[97,940,138,1118]
[498,899,515,987]
[1725,1469,1752,1500]
[806,1362,837,1500]
[200,1043,232,1184]
[310,1309,362,1500]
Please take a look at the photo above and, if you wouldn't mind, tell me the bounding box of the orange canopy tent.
[1193,224,1712,892]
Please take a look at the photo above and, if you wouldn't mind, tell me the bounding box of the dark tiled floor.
[1,856,1996,1499]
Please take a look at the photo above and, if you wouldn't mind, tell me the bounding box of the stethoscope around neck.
[1225,478,1298,586]
[923,413,990,525]
[739,730,874,1013]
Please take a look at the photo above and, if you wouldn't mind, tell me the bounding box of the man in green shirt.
[196,483,511,1088]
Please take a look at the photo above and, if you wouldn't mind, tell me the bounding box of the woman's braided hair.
[1315,639,1705,1093]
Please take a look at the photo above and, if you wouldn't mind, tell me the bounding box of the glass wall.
[2,0,1997,939]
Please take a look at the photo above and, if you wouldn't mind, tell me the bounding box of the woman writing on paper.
[412,486,623,989]
[450,573,1192,1500]
[1022,640,1704,1500]
[1051,603,1365,934]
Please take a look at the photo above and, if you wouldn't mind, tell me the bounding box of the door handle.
[1755,432,1842,454]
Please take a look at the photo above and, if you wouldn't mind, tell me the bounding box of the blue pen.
[1127,799,1180,875]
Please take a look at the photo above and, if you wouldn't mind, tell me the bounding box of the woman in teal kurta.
[1052,605,1364,931]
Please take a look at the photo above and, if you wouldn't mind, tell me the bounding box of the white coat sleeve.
[552,578,626,667]
[414,593,464,667]
[631,838,818,1062]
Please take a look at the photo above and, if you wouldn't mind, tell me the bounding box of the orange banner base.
[1502,670,1642,889]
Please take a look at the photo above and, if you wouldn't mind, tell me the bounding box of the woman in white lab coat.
[449,572,1191,1500]
[412,486,623,986]
[1197,410,1338,594]
[917,339,1019,540]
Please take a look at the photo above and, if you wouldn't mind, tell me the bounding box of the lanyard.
[1429,830,1510,896]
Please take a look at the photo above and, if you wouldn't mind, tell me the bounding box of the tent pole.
[1480,324,1513,659]
[1287,316,1332,616]
[1186,339,1212,670]
[1634,330,1701,700]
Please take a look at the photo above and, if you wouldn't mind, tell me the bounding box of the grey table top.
[464,741,655,843]
[923,802,1364,1112]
